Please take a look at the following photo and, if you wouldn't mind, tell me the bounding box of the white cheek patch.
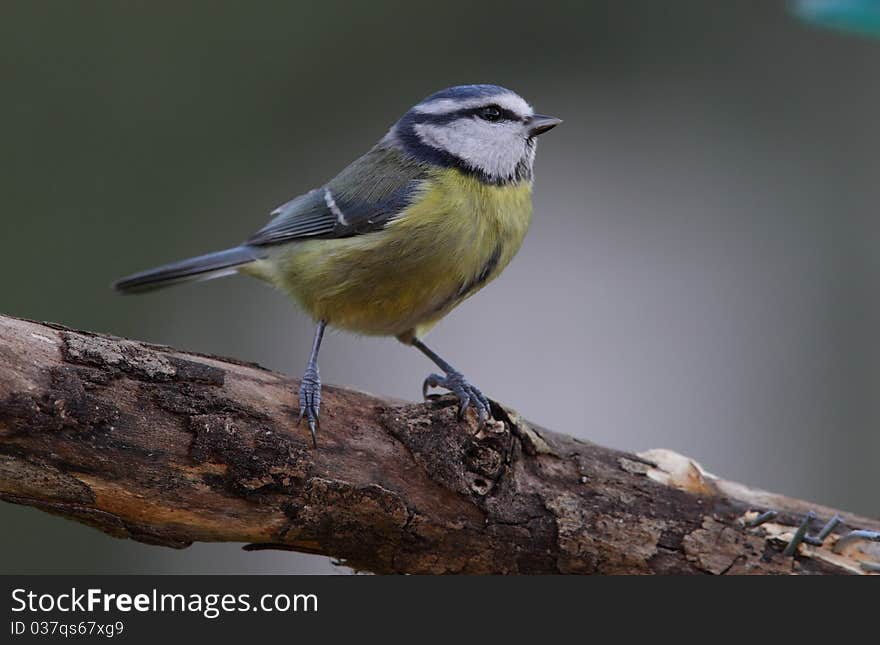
[414,118,530,180]
[415,93,533,118]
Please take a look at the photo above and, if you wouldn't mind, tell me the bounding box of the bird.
[114,84,561,446]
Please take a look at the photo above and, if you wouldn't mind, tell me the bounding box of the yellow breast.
[251,168,533,338]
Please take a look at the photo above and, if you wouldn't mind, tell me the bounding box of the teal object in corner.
[791,0,880,37]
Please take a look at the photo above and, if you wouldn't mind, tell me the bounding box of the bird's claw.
[298,366,321,447]
[423,370,491,425]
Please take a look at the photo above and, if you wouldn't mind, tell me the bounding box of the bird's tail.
[113,245,263,294]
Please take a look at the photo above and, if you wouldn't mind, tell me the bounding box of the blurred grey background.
[2,0,879,574]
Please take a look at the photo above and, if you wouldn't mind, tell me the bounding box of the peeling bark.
[0,314,878,574]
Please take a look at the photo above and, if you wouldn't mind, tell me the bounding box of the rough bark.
[0,314,877,574]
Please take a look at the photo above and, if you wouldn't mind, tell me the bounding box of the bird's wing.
[245,144,427,247]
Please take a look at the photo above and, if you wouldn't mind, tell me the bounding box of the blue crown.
[418,84,513,104]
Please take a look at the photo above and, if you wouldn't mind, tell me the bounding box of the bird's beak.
[527,114,562,136]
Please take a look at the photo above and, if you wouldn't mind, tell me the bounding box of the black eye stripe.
[467,105,520,122]
[413,105,523,125]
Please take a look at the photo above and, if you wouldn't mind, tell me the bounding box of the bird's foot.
[298,365,321,447]
[423,370,491,425]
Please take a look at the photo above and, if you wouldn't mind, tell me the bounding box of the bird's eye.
[478,106,503,122]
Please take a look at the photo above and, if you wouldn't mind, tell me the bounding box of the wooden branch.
[1,314,877,574]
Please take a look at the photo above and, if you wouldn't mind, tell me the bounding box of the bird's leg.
[298,319,326,447]
[411,337,491,425]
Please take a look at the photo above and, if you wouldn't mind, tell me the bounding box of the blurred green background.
[2,0,879,573]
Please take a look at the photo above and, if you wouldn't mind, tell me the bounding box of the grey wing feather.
[247,189,333,244]
[246,143,427,248]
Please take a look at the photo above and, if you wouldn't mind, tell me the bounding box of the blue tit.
[115,84,561,445]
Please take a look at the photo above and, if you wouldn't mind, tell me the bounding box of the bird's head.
[390,84,561,185]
